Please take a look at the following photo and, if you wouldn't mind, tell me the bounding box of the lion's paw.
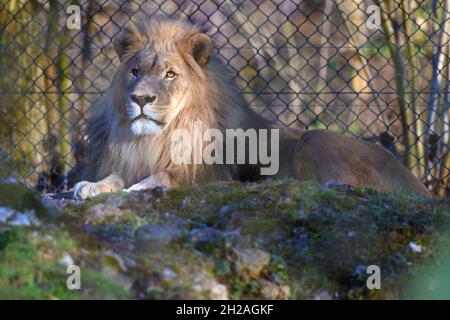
[124,174,164,193]
[73,181,101,200]
[124,182,153,193]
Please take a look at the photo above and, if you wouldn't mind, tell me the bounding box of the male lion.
[73,16,429,199]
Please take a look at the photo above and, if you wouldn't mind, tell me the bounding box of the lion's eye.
[165,71,177,79]
[130,67,140,77]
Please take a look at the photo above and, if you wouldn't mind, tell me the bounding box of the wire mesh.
[0,0,449,195]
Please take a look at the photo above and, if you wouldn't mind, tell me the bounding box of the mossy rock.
[1,177,450,299]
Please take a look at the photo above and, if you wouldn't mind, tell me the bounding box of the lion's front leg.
[73,173,125,200]
[125,171,174,192]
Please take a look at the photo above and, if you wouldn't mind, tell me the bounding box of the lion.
[73,16,429,199]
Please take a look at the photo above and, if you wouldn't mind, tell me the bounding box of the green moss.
[0,227,131,299]
[1,177,450,299]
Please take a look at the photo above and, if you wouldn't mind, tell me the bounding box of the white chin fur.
[130,119,161,136]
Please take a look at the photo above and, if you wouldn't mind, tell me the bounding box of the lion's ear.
[114,23,140,61]
[181,33,213,66]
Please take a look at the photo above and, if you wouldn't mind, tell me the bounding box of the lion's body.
[81,54,265,188]
[73,16,429,199]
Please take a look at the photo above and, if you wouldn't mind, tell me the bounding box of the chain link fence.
[1,0,449,196]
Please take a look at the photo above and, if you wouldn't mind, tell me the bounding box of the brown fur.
[74,16,429,199]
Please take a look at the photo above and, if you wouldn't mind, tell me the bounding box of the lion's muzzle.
[131,113,166,126]
[131,94,157,108]
[127,94,167,135]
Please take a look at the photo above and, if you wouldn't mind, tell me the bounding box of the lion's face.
[113,20,213,136]
[124,51,190,135]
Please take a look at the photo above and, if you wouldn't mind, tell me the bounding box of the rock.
[9,211,39,226]
[192,273,229,300]
[217,205,237,228]
[85,204,124,224]
[162,211,200,229]
[0,207,14,223]
[409,242,423,253]
[58,252,75,268]
[313,291,333,300]
[0,174,46,218]
[219,205,233,216]
[84,196,128,224]
[160,268,177,283]
[189,227,223,245]
[2,174,449,299]
[279,285,291,299]
[260,279,290,299]
[0,207,40,226]
[145,268,229,300]
[231,248,271,280]
[135,224,183,251]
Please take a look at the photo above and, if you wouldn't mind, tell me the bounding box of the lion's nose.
[130,94,157,108]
